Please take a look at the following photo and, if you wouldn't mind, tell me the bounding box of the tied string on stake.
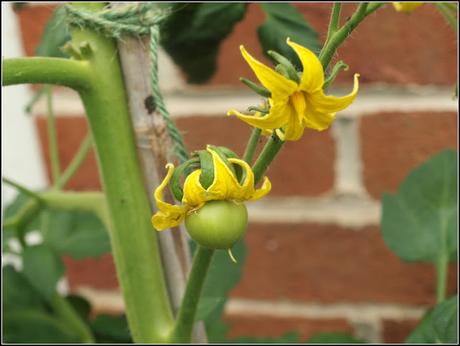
[64,3,189,164]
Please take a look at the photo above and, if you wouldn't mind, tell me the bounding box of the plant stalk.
[252,135,284,184]
[436,253,449,303]
[243,128,262,164]
[169,246,214,342]
[45,85,61,183]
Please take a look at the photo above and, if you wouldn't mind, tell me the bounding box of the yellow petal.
[227,158,255,200]
[303,106,336,132]
[249,176,272,201]
[393,2,423,12]
[286,38,324,93]
[283,107,306,141]
[206,147,241,199]
[308,73,359,113]
[182,169,210,206]
[227,100,289,130]
[240,45,297,98]
[152,163,188,231]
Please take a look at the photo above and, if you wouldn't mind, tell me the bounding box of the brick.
[208,3,457,87]
[14,4,456,88]
[224,313,354,341]
[382,319,420,343]
[64,255,119,291]
[230,223,458,305]
[15,4,56,57]
[360,112,457,199]
[35,116,101,190]
[177,115,335,196]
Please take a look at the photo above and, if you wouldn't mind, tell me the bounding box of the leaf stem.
[169,246,214,342]
[54,133,93,190]
[45,85,61,183]
[319,2,379,69]
[2,177,42,201]
[2,57,92,92]
[252,135,284,184]
[436,253,448,303]
[243,128,262,164]
[435,3,458,30]
[50,281,95,343]
[324,3,342,47]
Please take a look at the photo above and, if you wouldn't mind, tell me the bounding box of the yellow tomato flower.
[151,146,271,231]
[227,38,359,141]
[392,2,423,12]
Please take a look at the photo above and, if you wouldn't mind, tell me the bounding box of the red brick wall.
[14,3,458,343]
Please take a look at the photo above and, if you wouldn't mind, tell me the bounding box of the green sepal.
[207,145,237,177]
[198,150,215,190]
[170,158,200,201]
[267,50,300,83]
[239,77,271,98]
[324,60,349,90]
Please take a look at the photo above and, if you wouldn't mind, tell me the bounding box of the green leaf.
[230,331,301,343]
[307,332,365,343]
[406,296,458,343]
[35,6,70,58]
[2,265,48,312]
[432,295,458,343]
[22,244,65,300]
[4,309,79,343]
[257,4,321,69]
[43,209,111,259]
[406,309,437,343]
[195,297,225,322]
[161,3,247,83]
[66,294,92,322]
[90,314,132,343]
[381,149,457,263]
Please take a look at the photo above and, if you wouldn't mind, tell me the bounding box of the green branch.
[2,57,92,92]
[435,3,457,30]
[324,3,342,47]
[169,246,214,342]
[243,128,262,164]
[45,86,61,183]
[252,135,284,184]
[436,253,449,303]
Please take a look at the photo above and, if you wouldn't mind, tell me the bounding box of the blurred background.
[3,2,458,343]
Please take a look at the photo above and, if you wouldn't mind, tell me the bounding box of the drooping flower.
[151,146,271,231]
[227,38,359,141]
[392,2,423,12]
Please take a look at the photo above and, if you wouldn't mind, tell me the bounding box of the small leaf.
[4,309,79,343]
[432,295,458,343]
[2,265,48,312]
[406,309,437,343]
[161,3,247,83]
[22,244,65,300]
[35,6,71,58]
[43,210,111,259]
[195,297,225,321]
[381,149,457,263]
[66,294,92,322]
[90,314,132,343]
[307,332,365,343]
[257,4,321,69]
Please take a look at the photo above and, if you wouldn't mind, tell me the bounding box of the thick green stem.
[2,58,92,91]
[45,86,61,183]
[169,246,214,342]
[50,280,95,343]
[55,133,93,190]
[67,3,173,341]
[243,128,262,164]
[436,253,448,303]
[324,3,342,47]
[319,3,374,69]
[252,135,284,184]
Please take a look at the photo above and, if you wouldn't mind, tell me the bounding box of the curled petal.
[227,100,288,131]
[308,73,360,113]
[152,164,189,231]
[393,2,423,12]
[206,147,241,199]
[227,158,255,200]
[286,38,324,93]
[283,111,305,141]
[182,169,210,206]
[240,45,297,98]
[302,107,336,132]
[250,176,272,201]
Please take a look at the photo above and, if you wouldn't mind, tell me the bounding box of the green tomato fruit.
[185,200,248,249]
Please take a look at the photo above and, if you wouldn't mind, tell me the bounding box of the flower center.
[290,91,307,116]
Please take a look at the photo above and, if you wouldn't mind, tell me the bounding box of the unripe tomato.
[185,200,248,249]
